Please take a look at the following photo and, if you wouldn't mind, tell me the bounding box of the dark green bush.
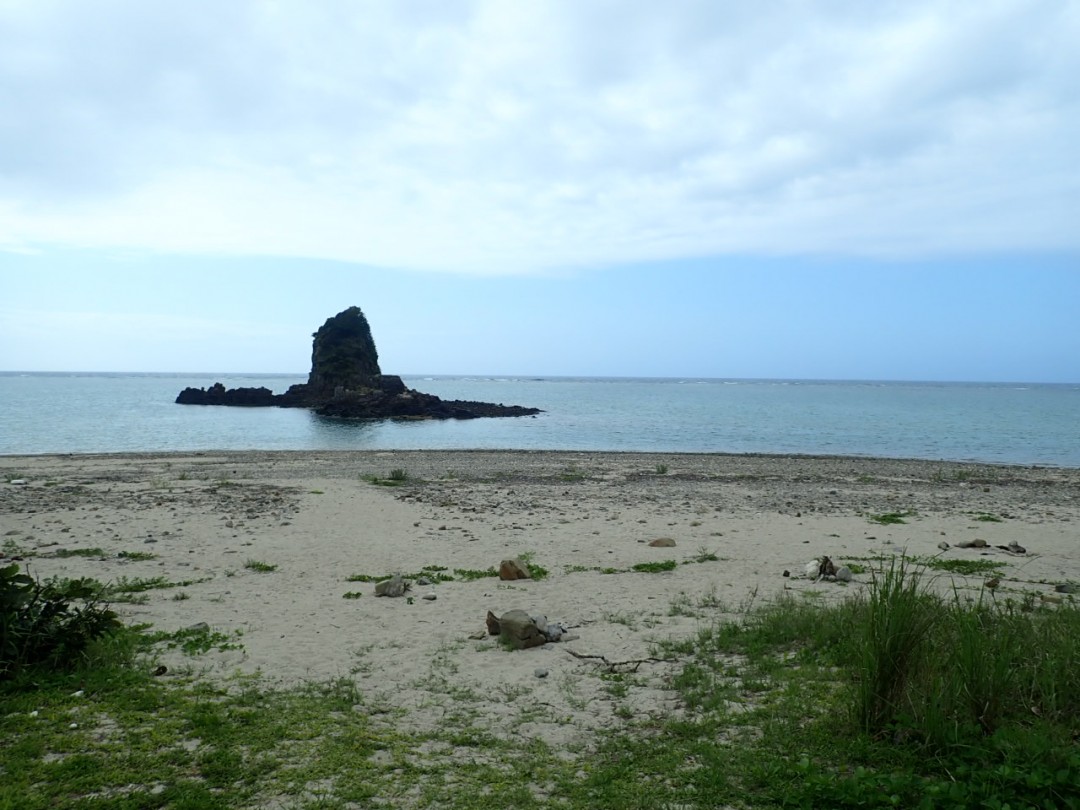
[1,563,121,680]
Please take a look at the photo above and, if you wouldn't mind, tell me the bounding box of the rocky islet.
[176,306,541,420]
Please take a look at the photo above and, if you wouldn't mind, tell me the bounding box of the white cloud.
[1,0,1077,272]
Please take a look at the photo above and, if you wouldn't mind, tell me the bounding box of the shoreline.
[4,446,1078,468]
[3,449,1078,748]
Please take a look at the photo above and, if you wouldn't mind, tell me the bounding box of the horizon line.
[1,370,1076,386]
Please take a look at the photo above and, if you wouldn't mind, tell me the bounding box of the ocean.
[1,373,1078,467]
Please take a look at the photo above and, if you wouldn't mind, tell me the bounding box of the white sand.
[3,451,1078,747]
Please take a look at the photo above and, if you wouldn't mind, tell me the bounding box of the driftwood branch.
[564,649,673,673]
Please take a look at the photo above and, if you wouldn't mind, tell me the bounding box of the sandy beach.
[2,450,1078,748]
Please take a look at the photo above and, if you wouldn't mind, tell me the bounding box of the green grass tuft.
[867,511,912,525]
[631,560,678,573]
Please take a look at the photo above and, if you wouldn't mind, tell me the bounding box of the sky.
[1,1,1078,382]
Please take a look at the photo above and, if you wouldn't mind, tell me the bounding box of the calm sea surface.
[1,373,1078,466]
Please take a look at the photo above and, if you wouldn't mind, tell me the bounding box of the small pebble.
[69,723,78,730]
[534,668,549,679]
[422,593,437,601]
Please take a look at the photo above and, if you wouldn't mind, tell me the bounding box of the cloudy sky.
[1,1,1078,381]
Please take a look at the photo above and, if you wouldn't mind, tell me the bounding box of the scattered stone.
[486,610,501,636]
[956,539,988,549]
[542,623,566,642]
[422,593,437,601]
[648,537,677,548]
[1054,583,1078,594]
[782,569,790,577]
[186,622,210,632]
[804,560,820,578]
[152,665,168,677]
[417,576,432,586]
[835,566,853,582]
[10,479,27,486]
[496,609,546,650]
[561,633,581,642]
[499,558,532,580]
[937,541,950,551]
[534,668,549,679]
[1007,541,1027,555]
[374,574,409,597]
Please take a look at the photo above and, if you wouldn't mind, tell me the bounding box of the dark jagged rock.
[175,307,541,420]
[306,306,382,395]
[176,383,276,406]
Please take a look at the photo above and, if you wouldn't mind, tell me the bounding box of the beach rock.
[534,668,549,679]
[486,610,501,636]
[648,538,677,548]
[806,557,841,580]
[497,609,546,649]
[938,541,951,551]
[422,593,437,601]
[835,565,853,582]
[1054,583,1078,594]
[499,558,532,580]
[375,574,408,597]
[542,622,566,642]
[956,539,988,549]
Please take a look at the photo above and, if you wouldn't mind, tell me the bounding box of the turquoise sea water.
[1,373,1078,466]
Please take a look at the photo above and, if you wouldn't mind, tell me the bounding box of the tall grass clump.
[855,556,940,736]
[851,560,1080,753]
[634,559,1080,807]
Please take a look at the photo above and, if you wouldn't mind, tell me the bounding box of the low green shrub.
[1,563,121,681]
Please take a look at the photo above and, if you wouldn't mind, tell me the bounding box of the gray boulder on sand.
[499,558,532,580]
[374,574,409,597]
[495,609,547,649]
